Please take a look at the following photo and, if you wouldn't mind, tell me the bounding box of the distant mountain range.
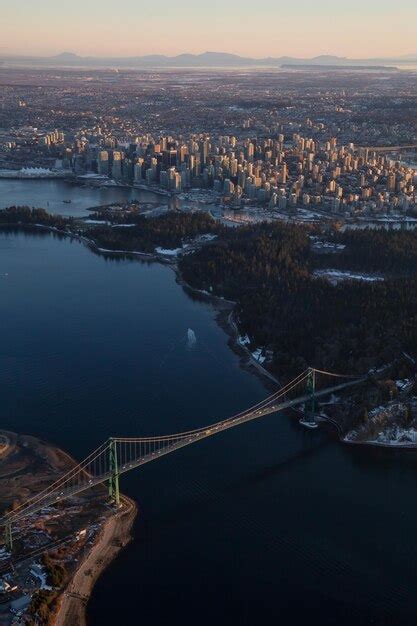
[1,51,417,68]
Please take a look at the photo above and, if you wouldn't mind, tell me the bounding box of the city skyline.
[2,0,417,59]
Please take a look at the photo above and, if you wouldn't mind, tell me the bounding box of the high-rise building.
[387,173,396,192]
[112,151,122,179]
[98,151,109,175]
[134,158,144,182]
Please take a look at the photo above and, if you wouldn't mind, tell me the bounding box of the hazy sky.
[1,0,416,58]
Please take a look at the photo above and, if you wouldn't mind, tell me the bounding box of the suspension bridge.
[1,367,366,551]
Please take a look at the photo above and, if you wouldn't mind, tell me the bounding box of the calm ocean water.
[1,181,417,625]
[0,178,166,217]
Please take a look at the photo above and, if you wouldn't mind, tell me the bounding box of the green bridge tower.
[4,522,13,552]
[108,438,120,507]
[307,368,316,425]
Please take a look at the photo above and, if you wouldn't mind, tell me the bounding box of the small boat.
[299,418,319,430]
[63,199,72,203]
[187,328,197,347]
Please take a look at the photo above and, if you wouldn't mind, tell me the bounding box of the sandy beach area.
[53,495,137,626]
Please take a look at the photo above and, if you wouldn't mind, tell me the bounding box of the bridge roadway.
[5,376,365,526]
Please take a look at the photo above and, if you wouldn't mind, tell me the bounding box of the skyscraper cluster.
[89,131,416,214]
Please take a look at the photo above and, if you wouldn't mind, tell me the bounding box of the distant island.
[281,64,398,72]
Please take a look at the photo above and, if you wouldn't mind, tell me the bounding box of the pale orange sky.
[1,0,416,58]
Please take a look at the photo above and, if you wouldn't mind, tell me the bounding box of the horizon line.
[1,50,417,61]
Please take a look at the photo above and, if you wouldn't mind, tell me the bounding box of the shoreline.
[343,438,417,450]
[0,221,281,390]
[53,495,137,626]
[2,177,416,226]
[2,223,413,452]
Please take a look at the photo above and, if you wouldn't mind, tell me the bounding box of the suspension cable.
[2,367,363,527]
[3,441,111,523]
[312,368,361,379]
[115,370,310,442]
[115,371,310,443]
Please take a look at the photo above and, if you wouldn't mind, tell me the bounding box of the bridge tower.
[4,522,13,552]
[108,439,120,507]
[307,367,316,425]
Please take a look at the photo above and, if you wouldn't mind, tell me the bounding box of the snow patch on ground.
[96,247,153,257]
[195,233,217,243]
[252,348,266,364]
[310,237,346,254]
[155,247,183,256]
[345,400,417,446]
[346,426,417,446]
[238,334,251,347]
[84,219,111,225]
[295,209,325,221]
[237,335,267,364]
[77,172,107,179]
[313,269,384,285]
[30,564,53,591]
[142,207,171,218]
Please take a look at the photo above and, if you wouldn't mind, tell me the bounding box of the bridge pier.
[108,439,120,507]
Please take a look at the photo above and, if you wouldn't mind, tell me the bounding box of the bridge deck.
[2,376,365,527]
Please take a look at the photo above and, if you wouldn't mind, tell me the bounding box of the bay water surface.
[0,181,417,625]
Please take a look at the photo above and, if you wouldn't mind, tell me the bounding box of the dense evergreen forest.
[315,228,417,274]
[0,206,71,228]
[86,212,221,252]
[180,223,417,378]
[0,206,220,252]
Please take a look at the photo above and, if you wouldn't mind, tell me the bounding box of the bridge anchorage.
[1,367,365,553]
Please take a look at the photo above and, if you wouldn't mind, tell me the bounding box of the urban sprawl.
[0,67,416,219]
